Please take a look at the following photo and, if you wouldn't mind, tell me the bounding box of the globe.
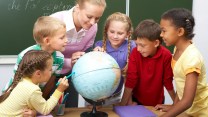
[71,51,121,102]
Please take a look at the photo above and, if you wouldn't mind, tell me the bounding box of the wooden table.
[52,106,188,117]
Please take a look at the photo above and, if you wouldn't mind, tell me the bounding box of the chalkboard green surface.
[0,0,74,55]
[0,0,126,55]
[0,0,192,55]
[129,0,192,53]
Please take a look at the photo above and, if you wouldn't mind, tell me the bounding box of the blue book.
[113,105,156,117]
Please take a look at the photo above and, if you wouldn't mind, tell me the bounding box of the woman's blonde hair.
[33,16,66,43]
[75,0,106,9]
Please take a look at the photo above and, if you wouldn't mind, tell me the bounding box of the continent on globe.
[71,51,121,102]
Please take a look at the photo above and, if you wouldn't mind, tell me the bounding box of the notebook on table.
[113,105,156,117]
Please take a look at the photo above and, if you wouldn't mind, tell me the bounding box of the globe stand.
[80,99,108,117]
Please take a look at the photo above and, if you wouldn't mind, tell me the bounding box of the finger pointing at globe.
[71,51,85,66]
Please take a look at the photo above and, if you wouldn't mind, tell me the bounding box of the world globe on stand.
[71,51,121,102]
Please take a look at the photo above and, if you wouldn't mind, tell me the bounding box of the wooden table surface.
[51,106,188,117]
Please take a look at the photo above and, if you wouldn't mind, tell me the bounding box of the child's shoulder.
[95,40,103,47]
[130,40,136,48]
[184,44,204,60]
[53,51,64,59]
[18,45,41,58]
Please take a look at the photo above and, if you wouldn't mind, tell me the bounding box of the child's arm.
[167,90,175,102]
[173,92,179,105]
[119,87,133,105]
[159,72,198,117]
[163,52,175,102]
[29,77,69,115]
[155,92,179,112]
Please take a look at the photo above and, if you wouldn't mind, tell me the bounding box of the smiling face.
[136,38,159,57]
[75,2,105,30]
[160,19,180,46]
[107,20,129,49]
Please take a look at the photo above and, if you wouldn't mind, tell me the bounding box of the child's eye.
[118,32,123,35]
[87,16,93,19]
[162,30,166,33]
[60,35,66,40]
[110,31,114,34]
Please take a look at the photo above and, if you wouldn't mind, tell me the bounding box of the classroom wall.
[192,0,208,80]
[0,65,14,95]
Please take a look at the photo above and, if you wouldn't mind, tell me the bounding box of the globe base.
[81,99,108,117]
[80,111,108,117]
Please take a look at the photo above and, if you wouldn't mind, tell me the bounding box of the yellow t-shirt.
[172,44,208,116]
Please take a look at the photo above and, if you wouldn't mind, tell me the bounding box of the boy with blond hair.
[3,16,68,100]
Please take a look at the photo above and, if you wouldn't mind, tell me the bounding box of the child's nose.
[160,32,163,37]
[113,34,118,38]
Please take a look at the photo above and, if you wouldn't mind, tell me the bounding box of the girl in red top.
[120,19,175,106]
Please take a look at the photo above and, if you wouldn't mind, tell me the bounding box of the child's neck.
[26,77,39,85]
[175,39,192,52]
[174,39,192,61]
[40,45,53,54]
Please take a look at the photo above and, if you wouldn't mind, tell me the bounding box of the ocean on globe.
[71,51,121,101]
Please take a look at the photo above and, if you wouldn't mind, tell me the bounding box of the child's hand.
[127,97,137,106]
[71,51,85,66]
[155,104,172,112]
[57,77,69,92]
[93,46,105,52]
[23,108,36,117]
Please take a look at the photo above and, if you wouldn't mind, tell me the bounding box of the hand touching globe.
[71,51,121,102]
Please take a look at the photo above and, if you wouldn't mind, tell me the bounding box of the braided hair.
[0,50,52,103]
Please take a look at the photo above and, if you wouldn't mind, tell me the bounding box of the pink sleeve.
[61,58,72,74]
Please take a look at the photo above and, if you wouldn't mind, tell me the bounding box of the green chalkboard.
[129,0,192,53]
[0,0,192,55]
[0,0,126,55]
[0,0,74,55]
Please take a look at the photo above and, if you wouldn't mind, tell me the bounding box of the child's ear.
[43,37,50,45]
[33,70,42,78]
[177,27,185,37]
[154,40,160,47]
